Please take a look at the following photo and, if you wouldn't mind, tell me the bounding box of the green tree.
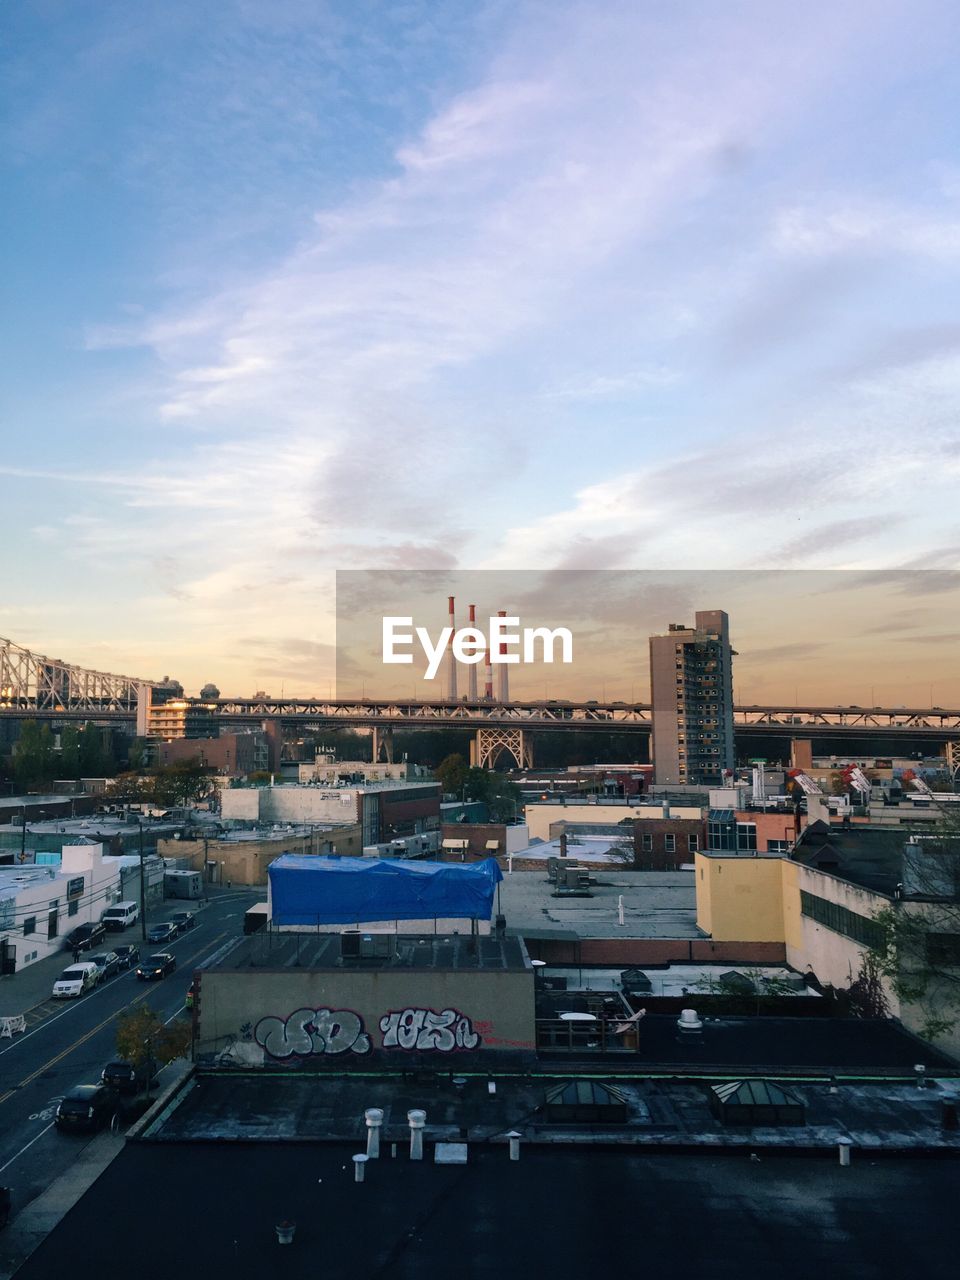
[149,758,212,806]
[60,724,82,779]
[107,771,149,801]
[13,720,55,786]
[435,753,469,796]
[79,721,106,775]
[867,812,960,1039]
[115,1005,192,1083]
[463,767,521,822]
[127,738,149,772]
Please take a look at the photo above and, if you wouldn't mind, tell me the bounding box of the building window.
[68,900,79,917]
[708,817,736,851]
[736,823,757,851]
[665,834,676,853]
[688,833,699,852]
[641,834,653,852]
[767,839,789,853]
[800,890,884,949]
[23,916,36,936]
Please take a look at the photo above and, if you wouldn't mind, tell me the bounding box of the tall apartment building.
[649,609,735,786]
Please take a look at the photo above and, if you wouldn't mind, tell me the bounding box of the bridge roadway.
[2,698,960,739]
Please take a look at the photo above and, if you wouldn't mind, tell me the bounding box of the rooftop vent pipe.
[408,1109,426,1161]
[365,1107,384,1158]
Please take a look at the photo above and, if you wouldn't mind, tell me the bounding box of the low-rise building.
[158,731,269,777]
[0,844,121,972]
[220,781,441,846]
[695,823,960,1062]
[157,824,364,886]
[298,754,430,784]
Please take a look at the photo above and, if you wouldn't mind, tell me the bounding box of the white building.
[0,844,121,972]
[297,755,430,784]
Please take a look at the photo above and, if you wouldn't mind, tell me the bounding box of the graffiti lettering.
[254,1007,371,1059]
[379,1008,480,1052]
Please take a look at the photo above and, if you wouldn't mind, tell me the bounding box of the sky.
[2,0,960,698]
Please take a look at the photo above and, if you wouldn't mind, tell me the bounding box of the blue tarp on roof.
[268,854,503,925]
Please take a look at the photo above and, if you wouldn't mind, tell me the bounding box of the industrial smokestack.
[496,609,509,703]
[446,596,458,702]
[467,604,479,702]
[484,648,493,700]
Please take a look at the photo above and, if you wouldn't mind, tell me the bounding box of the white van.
[52,963,100,999]
[101,902,140,931]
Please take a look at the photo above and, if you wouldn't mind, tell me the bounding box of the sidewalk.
[0,1131,124,1280]
[0,1057,192,1280]
[0,893,222,1018]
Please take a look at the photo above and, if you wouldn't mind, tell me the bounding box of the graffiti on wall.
[251,1005,483,1058]
[379,1007,480,1052]
[254,1007,371,1059]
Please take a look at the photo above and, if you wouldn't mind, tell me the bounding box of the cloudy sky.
[3,0,960,696]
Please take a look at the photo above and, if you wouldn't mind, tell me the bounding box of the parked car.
[101,1059,159,1094]
[55,1084,118,1133]
[135,953,176,981]
[170,911,195,934]
[64,921,106,953]
[51,963,100,999]
[113,944,141,971]
[88,951,121,981]
[101,901,140,931]
[147,922,178,945]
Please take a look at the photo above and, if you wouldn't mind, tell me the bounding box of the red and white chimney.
[446,596,458,702]
[496,609,509,703]
[484,648,494,700]
[467,604,479,702]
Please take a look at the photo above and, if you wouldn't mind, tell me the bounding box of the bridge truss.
[0,637,151,713]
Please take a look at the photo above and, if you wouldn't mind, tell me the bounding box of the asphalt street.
[0,889,261,1217]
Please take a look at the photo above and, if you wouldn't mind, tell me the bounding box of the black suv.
[55,1084,117,1133]
[170,911,195,934]
[100,1060,159,1094]
[64,922,106,953]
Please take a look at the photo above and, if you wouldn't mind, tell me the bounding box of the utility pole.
[138,818,148,942]
[19,806,26,863]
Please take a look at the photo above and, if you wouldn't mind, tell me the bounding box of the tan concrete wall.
[196,968,535,1060]
[695,854,785,942]
[158,826,363,885]
[525,802,701,842]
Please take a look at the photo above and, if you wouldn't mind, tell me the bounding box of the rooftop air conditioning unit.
[341,932,362,959]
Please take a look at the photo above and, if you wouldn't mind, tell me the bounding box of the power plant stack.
[446,596,458,701]
[484,648,494,700]
[496,609,510,703]
[467,604,479,701]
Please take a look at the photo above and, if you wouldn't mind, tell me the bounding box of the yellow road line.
[0,930,227,1108]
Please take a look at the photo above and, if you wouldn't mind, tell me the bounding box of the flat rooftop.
[513,835,632,864]
[212,931,529,972]
[498,869,699,940]
[14,1138,959,1280]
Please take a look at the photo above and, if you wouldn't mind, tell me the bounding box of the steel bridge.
[1,635,959,743]
[0,636,148,712]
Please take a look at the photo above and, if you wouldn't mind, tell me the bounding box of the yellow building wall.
[695,854,786,943]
